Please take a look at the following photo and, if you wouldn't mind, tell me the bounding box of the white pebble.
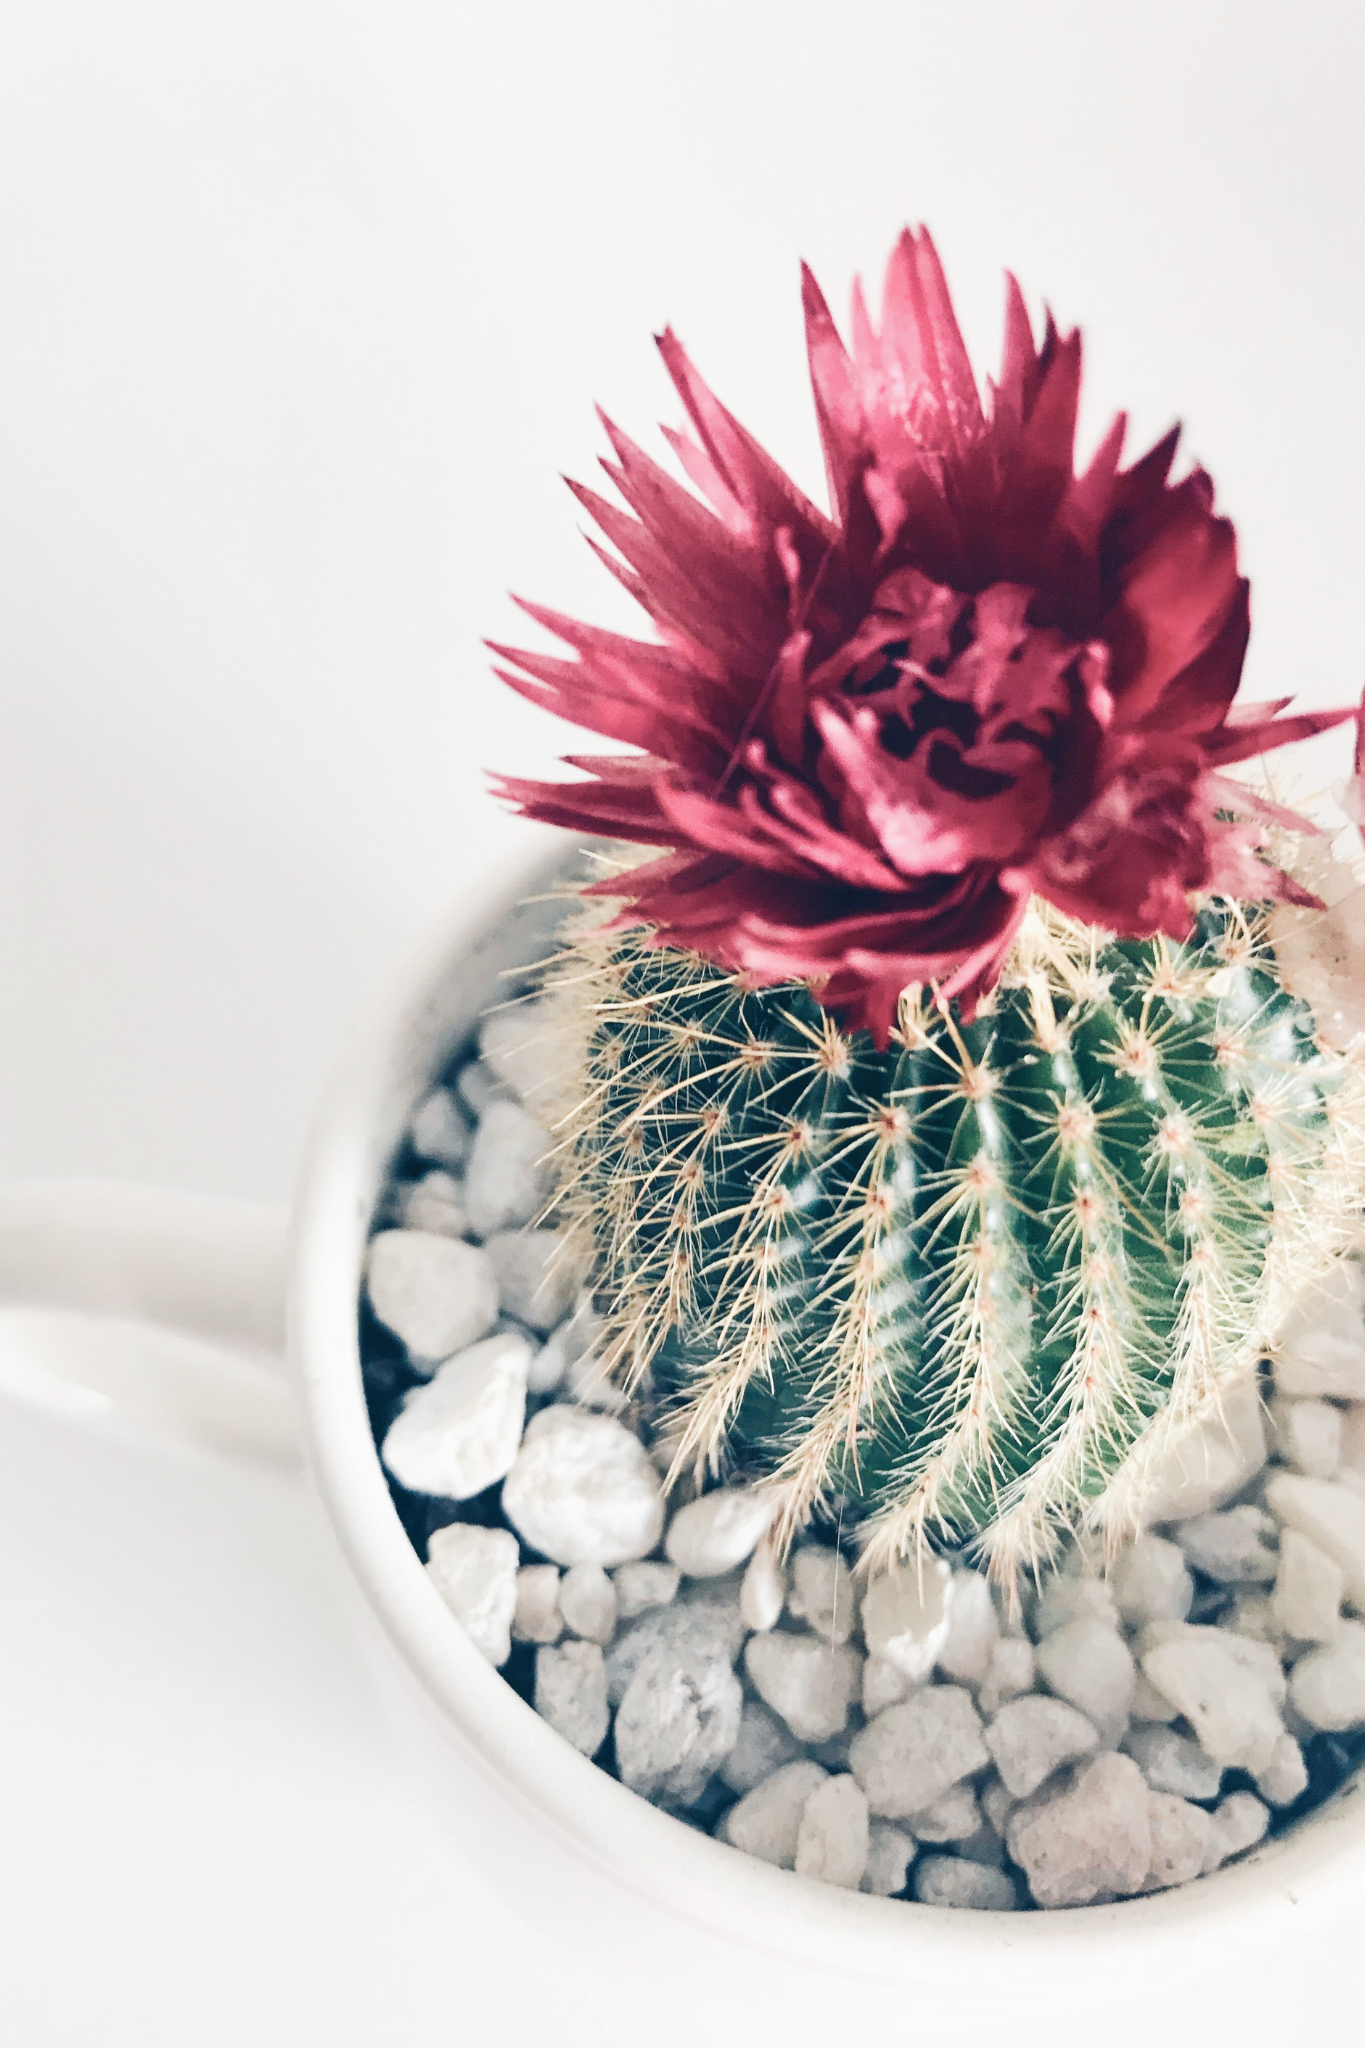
[381,1332,531,1499]
[786,1544,859,1644]
[863,1653,913,1718]
[744,1633,862,1743]
[1175,1505,1278,1584]
[1140,1632,1283,1771]
[1289,1619,1365,1731]
[849,1687,988,1818]
[512,1563,562,1644]
[1122,1724,1222,1801]
[425,1523,519,1666]
[455,1059,509,1117]
[1264,1473,1365,1608]
[1034,1618,1135,1743]
[795,1774,869,1889]
[366,1229,499,1365]
[1033,1570,1118,1638]
[1253,1730,1309,1806]
[719,1699,800,1794]
[986,1695,1100,1799]
[1143,1791,1213,1891]
[1271,1397,1343,1479]
[936,1570,1000,1686]
[400,1171,468,1239]
[526,1328,570,1395]
[1271,1528,1344,1644]
[978,1635,1036,1718]
[1273,1261,1365,1401]
[1134,1380,1267,1525]
[739,1541,787,1632]
[559,1561,618,1644]
[1130,1670,1180,1723]
[913,1856,1017,1911]
[502,1406,664,1566]
[860,1822,916,1897]
[861,1559,954,1681]
[1225,1589,1284,1645]
[464,1099,552,1238]
[484,1229,580,1333]
[1341,1403,1365,1484]
[1108,1536,1194,1627]
[479,998,565,1110]
[665,1486,776,1578]
[1006,1752,1152,1908]
[979,1775,1016,1837]
[564,1347,629,1414]
[615,1644,743,1805]
[613,1561,680,1620]
[718,1761,828,1868]
[605,1583,746,1706]
[1202,1790,1270,1871]
[911,1783,981,1842]
[410,1087,473,1170]
[534,1640,609,1756]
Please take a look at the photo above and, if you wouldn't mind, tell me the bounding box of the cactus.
[540,877,1365,1585]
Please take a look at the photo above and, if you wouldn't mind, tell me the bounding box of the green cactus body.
[546,889,1365,1583]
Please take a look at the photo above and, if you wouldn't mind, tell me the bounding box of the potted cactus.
[364,228,1365,1912]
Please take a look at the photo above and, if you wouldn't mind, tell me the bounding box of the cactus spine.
[538,871,1365,1586]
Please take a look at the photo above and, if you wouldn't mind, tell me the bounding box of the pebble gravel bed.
[359,994,1365,1911]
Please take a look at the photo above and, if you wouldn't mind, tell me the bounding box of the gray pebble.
[794,1774,869,1888]
[1289,1619,1365,1731]
[400,1171,469,1239]
[1108,1535,1193,1627]
[607,1579,747,1706]
[1271,1396,1343,1479]
[911,1783,981,1843]
[615,1644,743,1806]
[718,1761,827,1869]
[744,1632,863,1743]
[534,1640,609,1755]
[1271,1528,1345,1644]
[479,998,566,1110]
[936,1570,999,1686]
[455,1058,512,1118]
[1034,1617,1135,1742]
[1140,1628,1284,1771]
[1202,1790,1270,1871]
[1176,1505,1279,1584]
[786,1543,859,1644]
[860,1822,916,1897]
[1122,1723,1223,1801]
[849,1687,988,1818]
[1143,1791,1213,1891]
[410,1087,473,1169]
[986,1695,1100,1799]
[1252,1729,1309,1806]
[860,1560,953,1680]
[512,1563,562,1644]
[464,1098,552,1237]
[1006,1752,1152,1908]
[484,1229,580,1332]
[913,1856,1017,1912]
[719,1698,800,1794]
[613,1561,681,1620]
[977,1635,1035,1718]
[559,1561,618,1644]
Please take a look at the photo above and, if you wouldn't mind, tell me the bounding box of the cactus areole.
[492,230,1365,1582]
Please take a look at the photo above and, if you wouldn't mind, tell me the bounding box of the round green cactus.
[541,884,1365,1584]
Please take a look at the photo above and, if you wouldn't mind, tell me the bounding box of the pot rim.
[290,825,1365,1985]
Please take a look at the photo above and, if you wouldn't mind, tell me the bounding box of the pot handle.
[0,1178,299,1466]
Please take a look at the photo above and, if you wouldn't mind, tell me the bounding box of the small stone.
[1134,1380,1268,1525]
[861,1560,954,1680]
[1273,1261,1365,1401]
[381,1332,531,1498]
[613,1561,680,1620]
[502,1406,664,1566]
[526,1329,570,1396]
[1142,1792,1212,1891]
[1006,1752,1152,1908]
[849,1687,988,1818]
[400,1171,468,1239]
[1225,1589,1283,1645]
[936,1570,1000,1686]
[410,1087,473,1170]
[1108,1536,1194,1627]
[986,1695,1100,1799]
[739,1541,787,1632]
[665,1486,776,1578]
[425,1523,519,1666]
[484,1229,580,1333]
[1140,1622,1286,1705]
[366,1229,499,1365]
[1341,1403,1365,1484]
[1271,1397,1343,1480]
[455,1059,510,1117]
[860,1822,916,1897]
[719,1698,801,1793]
[1034,1618,1135,1743]
[806,1728,856,1772]
[1140,1632,1283,1771]
[913,1856,1017,1912]
[464,1099,551,1238]
[795,1774,870,1888]
[1033,1570,1118,1638]
[1271,1528,1344,1644]
[534,1640,609,1755]
[912,1783,981,1842]
[979,1775,1015,1837]
[559,1561,618,1644]
[744,1632,862,1744]
[719,1761,829,1868]
[1122,1723,1223,1801]
[615,1644,743,1805]
[606,1577,747,1705]
[862,1653,913,1719]
[1253,1730,1309,1806]
[977,1635,1036,1718]
[786,1544,859,1644]
[479,998,565,1109]
[1175,1505,1278,1584]
[564,1347,629,1414]
[1129,1670,1180,1723]
[1264,1473,1365,1608]
[1289,1619,1365,1731]
[512,1563,562,1644]
[1202,1791,1270,1871]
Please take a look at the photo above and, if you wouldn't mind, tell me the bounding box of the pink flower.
[492,230,1355,1042]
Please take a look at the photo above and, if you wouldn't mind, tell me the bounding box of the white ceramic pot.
[4,827,1365,1990]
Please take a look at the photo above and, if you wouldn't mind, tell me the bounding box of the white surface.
[1,2,1363,2040]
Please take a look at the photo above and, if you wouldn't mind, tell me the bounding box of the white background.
[0,3,1362,2041]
